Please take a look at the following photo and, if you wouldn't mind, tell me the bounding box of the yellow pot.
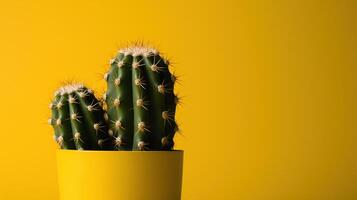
[57,150,184,200]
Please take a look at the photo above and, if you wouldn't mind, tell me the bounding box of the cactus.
[104,46,179,151]
[49,84,114,150]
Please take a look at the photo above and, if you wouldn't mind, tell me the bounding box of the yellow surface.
[57,150,183,200]
[0,0,356,200]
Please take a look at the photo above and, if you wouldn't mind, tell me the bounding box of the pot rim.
[57,149,183,153]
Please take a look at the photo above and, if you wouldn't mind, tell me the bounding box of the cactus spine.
[105,46,178,151]
[49,84,114,150]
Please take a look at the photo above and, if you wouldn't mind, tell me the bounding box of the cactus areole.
[105,46,178,151]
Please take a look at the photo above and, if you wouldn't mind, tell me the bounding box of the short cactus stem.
[49,84,114,150]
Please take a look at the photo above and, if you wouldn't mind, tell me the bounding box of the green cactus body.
[49,84,114,150]
[105,46,178,151]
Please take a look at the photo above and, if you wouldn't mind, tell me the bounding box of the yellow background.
[0,0,356,199]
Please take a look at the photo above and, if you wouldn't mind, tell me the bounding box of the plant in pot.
[49,46,183,200]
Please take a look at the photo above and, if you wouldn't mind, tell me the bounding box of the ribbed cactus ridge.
[49,84,114,150]
[105,46,178,151]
